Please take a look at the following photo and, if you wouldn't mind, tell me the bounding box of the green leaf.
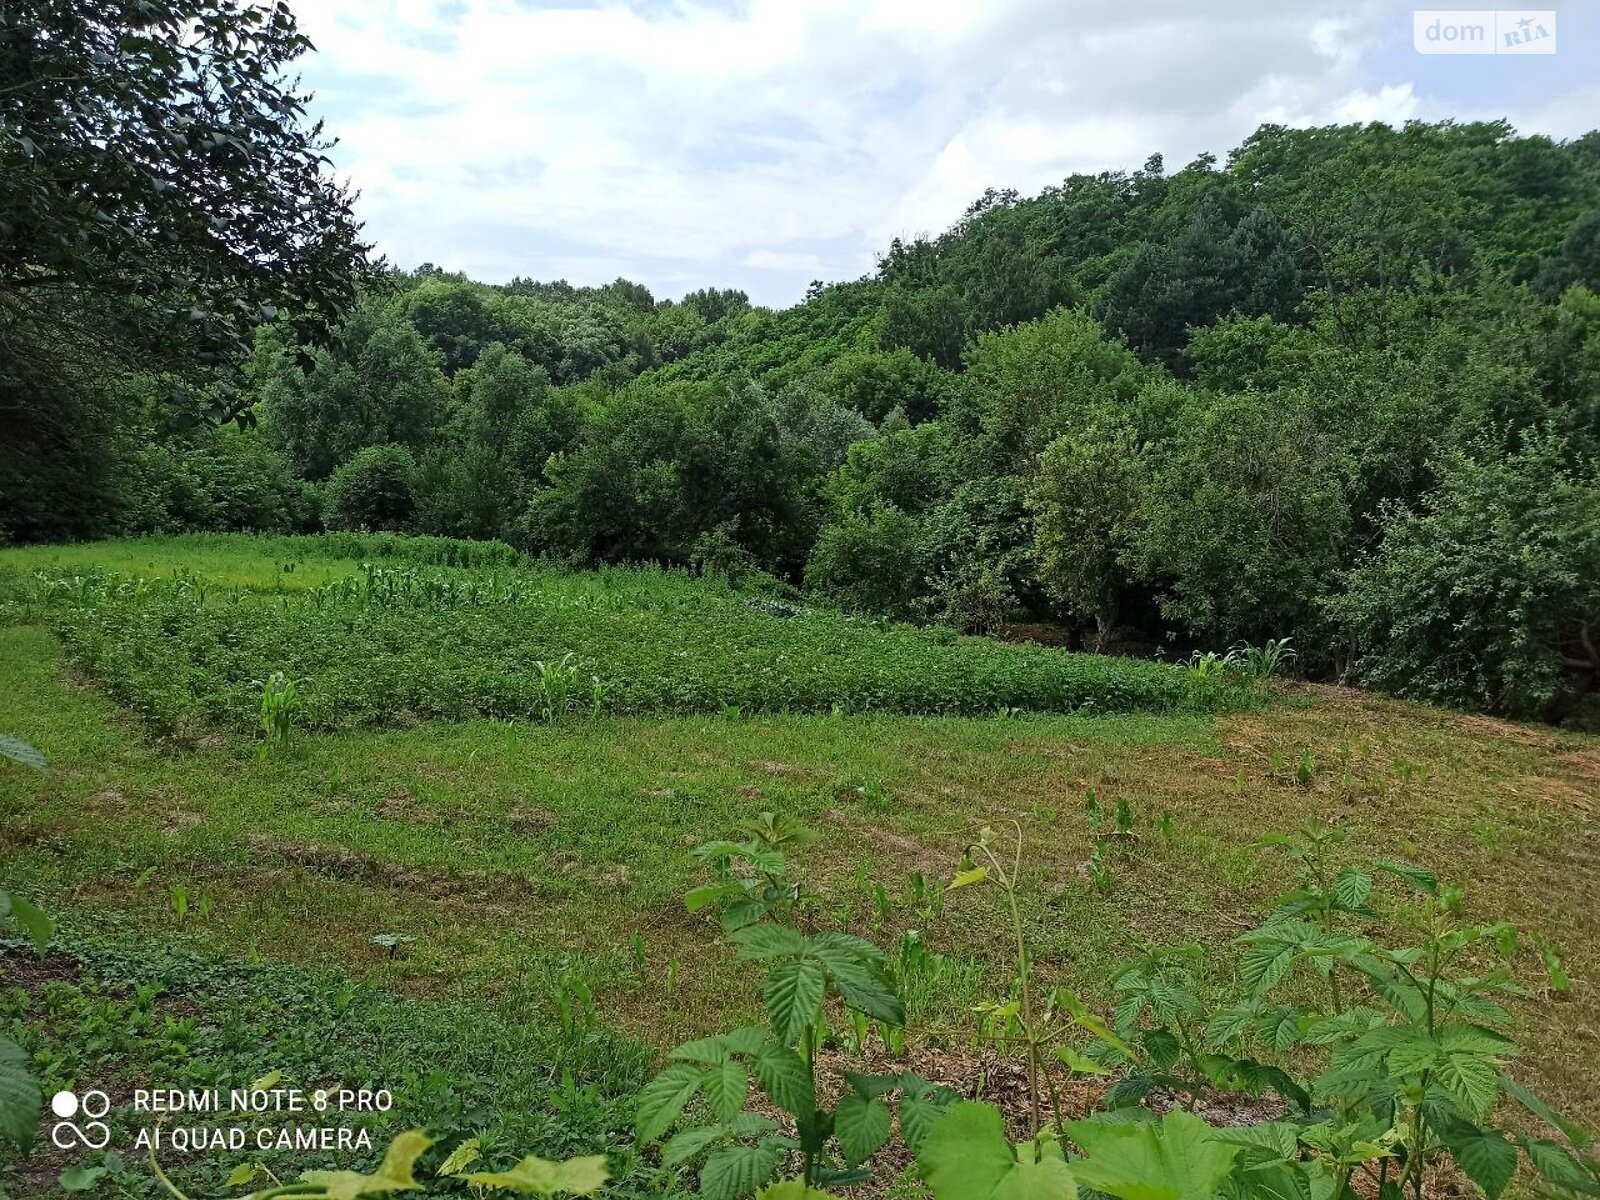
[835,1094,891,1166]
[663,1126,727,1168]
[754,1043,814,1116]
[1372,860,1438,896]
[763,959,826,1044]
[0,1036,41,1150]
[949,867,989,890]
[701,1142,782,1200]
[1501,1075,1593,1149]
[1241,944,1296,997]
[1436,1056,1500,1117]
[1066,1110,1240,1200]
[900,1093,954,1153]
[637,1062,707,1143]
[226,1163,259,1187]
[731,924,809,960]
[60,1165,108,1193]
[686,882,748,913]
[465,1155,610,1196]
[1058,989,1134,1057]
[0,892,53,952]
[671,1036,733,1065]
[301,1130,433,1200]
[705,1059,749,1122]
[1205,1121,1299,1162]
[918,1102,1076,1200]
[0,735,49,774]
[1522,1138,1600,1194]
[1332,868,1372,911]
[1436,1120,1516,1200]
[1056,1046,1110,1076]
[756,1180,844,1200]
[437,1137,482,1177]
[830,968,905,1027]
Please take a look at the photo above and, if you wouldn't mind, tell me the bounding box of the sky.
[293,0,1600,308]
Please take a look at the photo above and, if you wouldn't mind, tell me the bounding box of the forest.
[5,106,1600,724]
[3,5,1600,1200]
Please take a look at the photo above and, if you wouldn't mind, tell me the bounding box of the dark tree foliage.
[0,0,372,415]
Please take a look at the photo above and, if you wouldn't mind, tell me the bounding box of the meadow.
[1,534,1596,1200]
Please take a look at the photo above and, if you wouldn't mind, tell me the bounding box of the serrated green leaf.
[754,1042,814,1116]
[637,1062,707,1143]
[60,1164,108,1193]
[226,1163,258,1187]
[763,959,826,1044]
[835,1094,891,1166]
[1522,1138,1600,1194]
[662,1126,727,1168]
[1241,944,1296,997]
[1436,1121,1515,1200]
[301,1130,433,1199]
[830,968,905,1027]
[1436,1056,1500,1117]
[1502,1075,1593,1149]
[1372,860,1437,896]
[918,1102,1076,1200]
[437,1137,482,1177]
[756,1179,844,1200]
[686,883,748,913]
[1332,869,1372,911]
[701,1142,782,1200]
[0,1037,42,1151]
[705,1059,748,1122]
[1066,1109,1239,1200]
[465,1155,609,1196]
[732,924,809,961]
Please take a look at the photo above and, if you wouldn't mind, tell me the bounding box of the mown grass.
[2,534,1597,1195]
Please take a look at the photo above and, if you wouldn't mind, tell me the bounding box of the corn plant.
[1239,636,1296,682]
[533,653,582,723]
[252,671,302,757]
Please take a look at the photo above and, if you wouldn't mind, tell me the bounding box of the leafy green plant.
[252,670,303,758]
[1238,636,1296,682]
[639,820,948,1199]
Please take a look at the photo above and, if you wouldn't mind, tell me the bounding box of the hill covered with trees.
[5,116,1599,723]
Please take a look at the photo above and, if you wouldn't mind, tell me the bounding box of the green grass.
[2,533,1598,1197]
[1,937,661,1200]
[4,536,1229,736]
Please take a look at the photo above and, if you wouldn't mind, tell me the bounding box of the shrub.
[804,504,927,619]
[324,445,418,532]
[1334,434,1600,720]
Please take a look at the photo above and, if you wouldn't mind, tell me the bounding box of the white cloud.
[293,0,1594,305]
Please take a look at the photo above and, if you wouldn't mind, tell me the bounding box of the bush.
[804,504,927,619]
[1334,434,1600,720]
[324,445,418,532]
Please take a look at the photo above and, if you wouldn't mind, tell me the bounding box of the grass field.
[1,535,1596,1199]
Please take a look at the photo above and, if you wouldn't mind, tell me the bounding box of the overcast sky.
[294,1,1600,307]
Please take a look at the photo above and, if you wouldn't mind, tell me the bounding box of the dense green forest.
[5,105,1600,722]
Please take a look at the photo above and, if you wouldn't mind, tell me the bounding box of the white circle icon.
[51,1091,78,1118]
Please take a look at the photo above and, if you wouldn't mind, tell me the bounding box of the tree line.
[2,5,1597,722]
